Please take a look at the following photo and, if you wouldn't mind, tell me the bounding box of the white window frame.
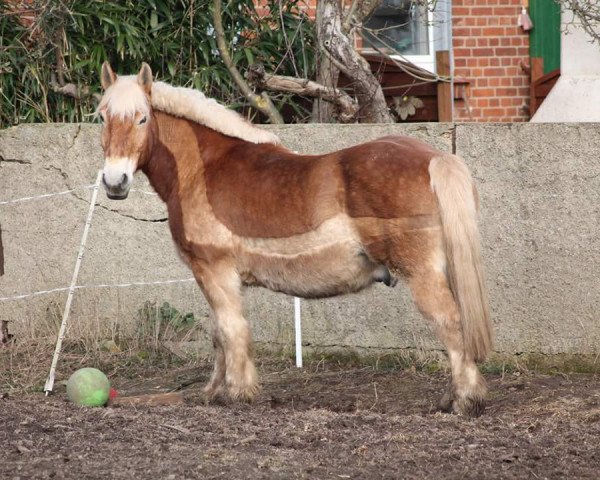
[360,4,440,74]
[396,7,436,72]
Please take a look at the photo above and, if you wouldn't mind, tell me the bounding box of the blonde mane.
[99,76,280,145]
[152,81,280,145]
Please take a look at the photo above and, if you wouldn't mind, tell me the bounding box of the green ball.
[66,368,110,407]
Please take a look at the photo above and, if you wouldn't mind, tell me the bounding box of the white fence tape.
[0,185,157,206]
[0,278,197,302]
[0,185,95,206]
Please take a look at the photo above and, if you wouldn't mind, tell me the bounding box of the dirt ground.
[1,361,599,479]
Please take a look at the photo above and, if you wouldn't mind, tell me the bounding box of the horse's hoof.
[202,382,227,404]
[453,395,486,418]
[227,383,260,403]
[437,391,454,413]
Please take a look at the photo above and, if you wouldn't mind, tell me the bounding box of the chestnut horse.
[98,62,493,417]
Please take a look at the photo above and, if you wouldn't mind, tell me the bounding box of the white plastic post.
[294,296,302,368]
[44,170,103,395]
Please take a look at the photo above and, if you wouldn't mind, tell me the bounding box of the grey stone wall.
[0,123,598,355]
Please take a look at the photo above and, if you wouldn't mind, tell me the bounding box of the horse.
[98,62,493,417]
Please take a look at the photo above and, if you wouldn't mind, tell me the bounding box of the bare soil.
[1,362,599,479]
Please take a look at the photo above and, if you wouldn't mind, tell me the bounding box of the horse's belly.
[236,215,383,298]
[239,240,380,298]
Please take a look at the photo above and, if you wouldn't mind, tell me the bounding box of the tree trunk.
[312,0,341,122]
[319,0,392,123]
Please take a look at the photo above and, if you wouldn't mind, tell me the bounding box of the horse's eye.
[138,116,147,125]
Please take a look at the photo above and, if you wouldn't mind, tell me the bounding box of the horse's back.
[205,134,439,235]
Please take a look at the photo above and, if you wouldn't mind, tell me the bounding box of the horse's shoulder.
[203,141,340,238]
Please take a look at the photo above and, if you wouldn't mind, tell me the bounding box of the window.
[361,0,450,73]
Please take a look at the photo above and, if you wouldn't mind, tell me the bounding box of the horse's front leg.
[191,259,258,402]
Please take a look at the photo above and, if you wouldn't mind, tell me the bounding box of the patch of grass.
[481,353,600,375]
[479,360,517,376]
[4,309,599,396]
[258,347,600,377]
[0,340,55,393]
[135,300,200,350]
[261,346,450,374]
[0,300,206,394]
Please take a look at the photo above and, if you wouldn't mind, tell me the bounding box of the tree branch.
[561,0,600,44]
[212,0,283,124]
[354,0,383,26]
[320,0,392,123]
[342,0,360,33]
[313,0,343,122]
[49,72,101,102]
[247,64,358,123]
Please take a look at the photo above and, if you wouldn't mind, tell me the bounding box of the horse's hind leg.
[191,259,258,402]
[408,266,487,417]
[204,331,226,399]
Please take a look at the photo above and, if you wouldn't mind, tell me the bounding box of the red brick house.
[263,0,561,123]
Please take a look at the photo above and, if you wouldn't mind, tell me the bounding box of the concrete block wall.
[1,122,599,356]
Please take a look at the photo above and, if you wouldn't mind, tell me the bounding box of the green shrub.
[0,0,315,127]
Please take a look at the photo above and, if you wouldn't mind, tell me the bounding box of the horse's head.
[98,62,155,200]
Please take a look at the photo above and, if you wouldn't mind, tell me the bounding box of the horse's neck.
[143,111,202,202]
[142,141,176,202]
[143,111,261,202]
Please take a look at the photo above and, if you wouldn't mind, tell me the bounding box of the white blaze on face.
[98,74,152,199]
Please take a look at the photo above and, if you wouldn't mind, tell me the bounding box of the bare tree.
[218,0,391,123]
[311,0,342,122]
[220,0,442,124]
[311,1,382,122]
[560,0,600,43]
[317,0,392,123]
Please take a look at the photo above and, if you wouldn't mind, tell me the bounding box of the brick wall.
[452,0,531,122]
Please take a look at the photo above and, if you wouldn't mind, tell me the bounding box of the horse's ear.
[137,63,153,95]
[101,61,116,90]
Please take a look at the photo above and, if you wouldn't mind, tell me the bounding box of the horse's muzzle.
[106,191,129,200]
[103,173,130,200]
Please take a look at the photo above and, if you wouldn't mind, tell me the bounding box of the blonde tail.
[429,154,493,362]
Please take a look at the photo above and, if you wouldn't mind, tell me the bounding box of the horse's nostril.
[102,173,108,187]
[119,173,128,188]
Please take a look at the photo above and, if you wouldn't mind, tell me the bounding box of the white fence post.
[294,296,302,368]
[44,170,103,395]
